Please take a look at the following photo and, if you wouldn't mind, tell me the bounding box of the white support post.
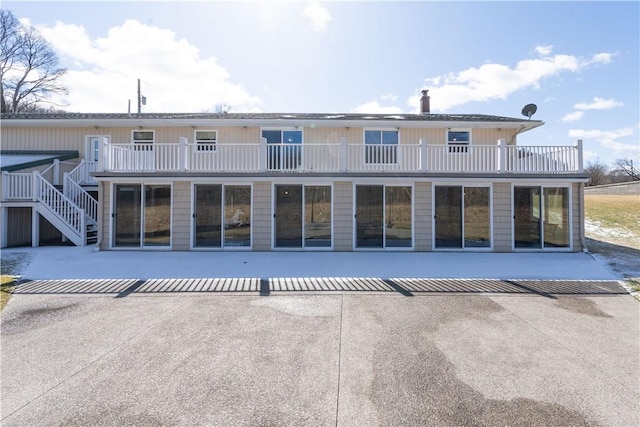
[259,137,267,172]
[2,171,8,202]
[97,137,108,172]
[576,139,583,173]
[31,205,39,247]
[179,137,188,172]
[419,138,428,173]
[0,206,7,248]
[63,172,69,197]
[52,159,60,185]
[340,137,348,172]
[498,139,507,173]
[32,171,39,201]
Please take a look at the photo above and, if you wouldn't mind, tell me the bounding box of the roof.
[0,151,79,172]
[0,112,544,131]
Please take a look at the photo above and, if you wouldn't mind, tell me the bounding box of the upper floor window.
[132,130,154,151]
[447,129,470,153]
[364,129,398,164]
[195,130,217,152]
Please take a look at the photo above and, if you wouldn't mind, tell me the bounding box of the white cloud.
[302,2,332,32]
[535,45,553,56]
[585,52,616,65]
[36,20,262,113]
[561,111,584,122]
[569,127,637,152]
[350,101,403,114]
[574,96,624,110]
[415,48,616,112]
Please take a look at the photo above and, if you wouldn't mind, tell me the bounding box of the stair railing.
[64,174,98,226]
[34,172,85,241]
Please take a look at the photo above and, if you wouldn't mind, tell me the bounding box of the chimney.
[420,90,431,114]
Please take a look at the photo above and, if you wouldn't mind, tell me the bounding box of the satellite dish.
[521,103,537,119]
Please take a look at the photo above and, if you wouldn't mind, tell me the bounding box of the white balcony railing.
[95,138,584,175]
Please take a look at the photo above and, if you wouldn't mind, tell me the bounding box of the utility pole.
[137,79,141,114]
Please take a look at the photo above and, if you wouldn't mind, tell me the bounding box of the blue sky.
[5,1,639,166]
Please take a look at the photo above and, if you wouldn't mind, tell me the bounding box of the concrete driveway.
[1,283,638,426]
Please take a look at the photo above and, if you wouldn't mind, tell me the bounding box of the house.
[1,91,588,252]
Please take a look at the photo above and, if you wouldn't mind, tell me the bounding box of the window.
[365,129,398,164]
[195,130,217,152]
[355,185,412,248]
[132,130,154,151]
[434,186,491,249]
[113,183,171,248]
[513,186,570,249]
[193,184,251,248]
[262,128,302,170]
[447,129,470,153]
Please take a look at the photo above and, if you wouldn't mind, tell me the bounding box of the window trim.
[110,182,173,250]
[511,183,573,252]
[131,130,155,144]
[194,129,217,152]
[363,128,400,165]
[447,128,471,154]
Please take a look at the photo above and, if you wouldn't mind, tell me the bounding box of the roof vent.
[420,90,430,114]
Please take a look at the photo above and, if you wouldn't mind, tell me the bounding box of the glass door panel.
[385,186,412,247]
[114,184,141,247]
[194,185,222,247]
[543,187,569,248]
[434,186,462,248]
[514,187,541,248]
[356,186,383,248]
[224,186,251,247]
[144,185,171,247]
[275,185,303,247]
[464,187,490,248]
[304,186,331,248]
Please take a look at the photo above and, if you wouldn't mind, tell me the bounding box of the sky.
[4,1,639,166]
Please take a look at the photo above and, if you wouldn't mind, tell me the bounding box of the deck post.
[419,138,428,173]
[52,159,60,185]
[179,137,187,172]
[32,171,39,201]
[259,137,267,172]
[0,206,7,248]
[97,137,108,172]
[31,204,39,247]
[498,139,507,173]
[576,139,583,173]
[340,137,348,172]
[2,171,8,202]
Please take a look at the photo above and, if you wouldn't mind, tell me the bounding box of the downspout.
[508,125,526,145]
[579,182,590,254]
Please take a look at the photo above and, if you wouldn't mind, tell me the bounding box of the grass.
[584,194,640,300]
[1,251,32,312]
[584,195,640,244]
[1,275,16,311]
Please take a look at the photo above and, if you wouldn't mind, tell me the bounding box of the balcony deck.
[96,139,583,175]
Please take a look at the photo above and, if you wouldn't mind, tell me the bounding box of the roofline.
[0,150,79,172]
[0,116,544,132]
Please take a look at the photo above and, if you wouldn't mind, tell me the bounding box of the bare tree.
[584,159,610,186]
[614,158,640,181]
[1,9,67,113]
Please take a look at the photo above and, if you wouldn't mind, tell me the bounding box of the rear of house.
[1,105,589,252]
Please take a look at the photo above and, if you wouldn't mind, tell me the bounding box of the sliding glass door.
[274,185,331,248]
[193,184,251,248]
[356,185,412,249]
[113,184,171,248]
[514,186,569,249]
[434,186,491,249]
